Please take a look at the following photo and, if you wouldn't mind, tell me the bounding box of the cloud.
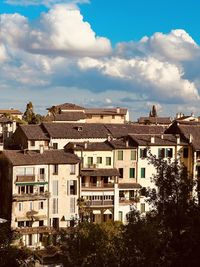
[116,29,200,62]
[0,4,200,119]
[5,0,89,8]
[78,56,199,102]
[1,4,111,57]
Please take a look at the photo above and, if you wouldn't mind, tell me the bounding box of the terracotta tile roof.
[138,117,172,124]
[108,138,136,149]
[81,168,119,177]
[65,141,113,151]
[48,103,84,110]
[18,125,49,140]
[85,108,127,116]
[2,149,80,166]
[42,123,110,139]
[0,109,22,115]
[166,121,200,150]
[118,183,142,189]
[128,134,187,146]
[50,112,86,121]
[105,124,166,138]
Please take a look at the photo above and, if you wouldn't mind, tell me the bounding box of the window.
[158,148,165,158]
[88,157,93,166]
[68,180,77,195]
[39,186,44,193]
[129,190,135,199]
[70,165,76,174]
[17,167,34,176]
[130,168,135,178]
[53,164,58,175]
[166,148,173,158]
[70,197,76,213]
[140,203,145,213]
[117,150,123,160]
[97,157,102,164]
[119,168,123,178]
[118,211,123,222]
[39,201,44,210]
[106,157,111,166]
[53,180,58,196]
[18,221,24,227]
[141,168,146,178]
[183,147,188,158]
[140,148,147,158]
[100,115,104,119]
[52,198,58,214]
[53,143,58,149]
[28,234,33,246]
[19,202,23,211]
[158,148,173,158]
[112,115,115,119]
[30,202,33,210]
[30,140,35,147]
[39,220,44,226]
[39,168,45,179]
[131,150,137,160]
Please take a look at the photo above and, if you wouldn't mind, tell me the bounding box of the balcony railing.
[16,226,56,235]
[16,175,35,182]
[86,200,114,206]
[82,183,114,189]
[13,191,50,201]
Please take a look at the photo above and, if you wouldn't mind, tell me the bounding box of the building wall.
[86,115,125,124]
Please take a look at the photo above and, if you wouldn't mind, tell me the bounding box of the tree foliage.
[23,101,44,124]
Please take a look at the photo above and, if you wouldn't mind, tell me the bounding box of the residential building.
[0,148,80,248]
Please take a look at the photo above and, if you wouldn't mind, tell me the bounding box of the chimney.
[176,134,180,145]
[107,134,112,142]
[151,136,155,144]
[73,143,76,148]
[116,107,120,114]
[189,134,193,143]
[39,145,44,154]
[161,134,164,140]
[84,142,88,149]
[125,140,129,147]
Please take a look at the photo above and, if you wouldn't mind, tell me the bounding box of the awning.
[103,209,112,215]
[93,210,101,214]
[16,182,48,186]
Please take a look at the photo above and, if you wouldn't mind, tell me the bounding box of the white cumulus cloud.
[1,4,111,57]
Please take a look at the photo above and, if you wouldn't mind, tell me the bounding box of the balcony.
[86,200,114,207]
[15,226,56,235]
[13,191,51,201]
[119,197,139,204]
[81,182,114,190]
[16,175,35,183]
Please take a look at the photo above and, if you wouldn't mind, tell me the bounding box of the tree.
[23,102,43,124]
[123,155,200,267]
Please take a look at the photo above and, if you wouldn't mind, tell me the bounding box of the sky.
[1,0,200,120]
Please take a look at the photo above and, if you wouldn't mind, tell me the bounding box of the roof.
[65,141,113,151]
[18,125,49,140]
[42,123,110,139]
[118,183,142,189]
[50,112,86,122]
[108,138,136,149]
[2,149,80,166]
[0,109,22,115]
[81,168,119,177]
[48,103,84,111]
[128,134,187,146]
[105,124,166,138]
[85,108,127,116]
[166,121,200,150]
[0,116,13,123]
[138,117,172,124]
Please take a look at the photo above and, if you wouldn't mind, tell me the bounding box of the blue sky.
[0,0,200,119]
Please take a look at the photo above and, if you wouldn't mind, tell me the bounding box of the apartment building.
[0,148,80,248]
[65,141,119,223]
[47,103,129,124]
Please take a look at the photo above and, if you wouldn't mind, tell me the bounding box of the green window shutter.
[118,150,123,160]
[130,168,135,178]
[141,168,145,178]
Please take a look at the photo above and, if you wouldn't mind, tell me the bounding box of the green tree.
[23,102,43,124]
[123,155,200,267]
